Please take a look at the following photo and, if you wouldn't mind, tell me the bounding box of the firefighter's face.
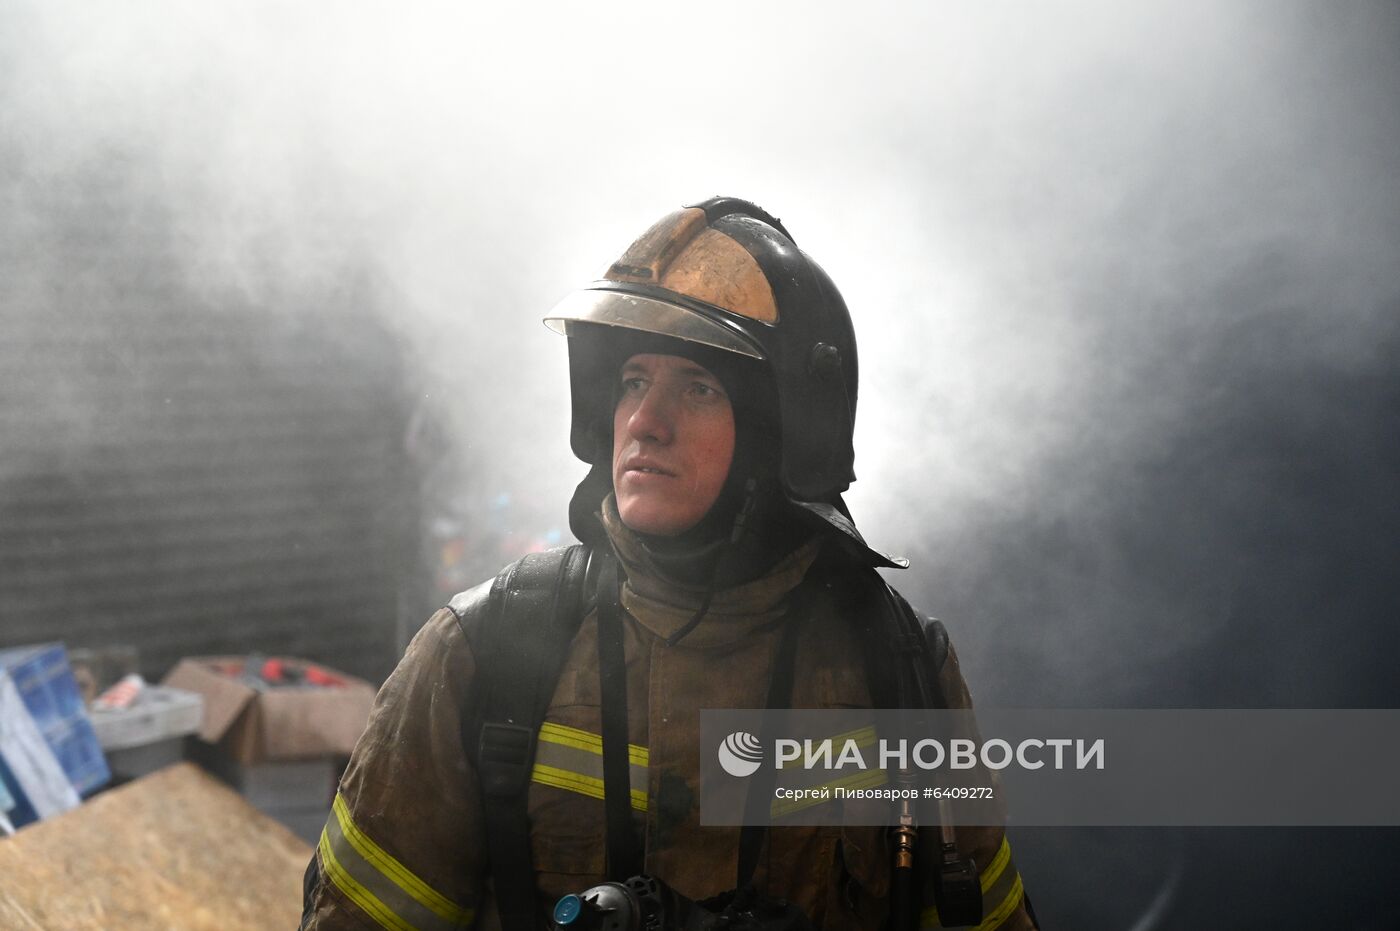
[612,353,736,536]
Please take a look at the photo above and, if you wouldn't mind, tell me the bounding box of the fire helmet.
[545,197,901,566]
[547,196,858,496]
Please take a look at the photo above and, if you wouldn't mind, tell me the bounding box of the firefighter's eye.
[620,376,647,394]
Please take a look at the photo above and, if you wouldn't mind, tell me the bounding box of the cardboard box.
[161,656,375,764]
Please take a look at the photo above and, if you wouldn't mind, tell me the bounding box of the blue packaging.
[0,762,13,812]
[0,643,110,802]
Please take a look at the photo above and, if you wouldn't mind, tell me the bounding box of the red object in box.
[162,657,375,764]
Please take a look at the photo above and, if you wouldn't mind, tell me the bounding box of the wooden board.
[0,762,313,930]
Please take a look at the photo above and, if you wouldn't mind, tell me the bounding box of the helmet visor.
[544,288,765,361]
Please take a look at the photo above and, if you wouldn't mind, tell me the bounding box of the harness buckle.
[478,721,536,798]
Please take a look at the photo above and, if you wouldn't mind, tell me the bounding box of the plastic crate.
[90,685,203,752]
[0,643,110,797]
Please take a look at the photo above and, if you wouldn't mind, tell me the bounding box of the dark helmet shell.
[545,196,859,503]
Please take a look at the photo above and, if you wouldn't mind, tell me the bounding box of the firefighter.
[301,198,1035,931]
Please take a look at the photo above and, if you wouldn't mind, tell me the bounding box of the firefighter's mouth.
[624,460,676,477]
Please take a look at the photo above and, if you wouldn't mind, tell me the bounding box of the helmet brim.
[544,288,766,361]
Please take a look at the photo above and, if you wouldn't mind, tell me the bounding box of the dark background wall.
[0,160,422,685]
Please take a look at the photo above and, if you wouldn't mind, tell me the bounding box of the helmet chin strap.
[662,477,759,647]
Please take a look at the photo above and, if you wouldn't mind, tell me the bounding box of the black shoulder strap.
[812,551,945,712]
[882,584,950,712]
[875,584,982,929]
[736,599,806,890]
[816,555,982,929]
[595,552,643,879]
[449,544,591,931]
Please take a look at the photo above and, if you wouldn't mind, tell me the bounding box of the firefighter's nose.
[627,389,674,445]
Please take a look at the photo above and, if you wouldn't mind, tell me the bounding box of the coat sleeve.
[301,606,486,930]
[918,633,1038,931]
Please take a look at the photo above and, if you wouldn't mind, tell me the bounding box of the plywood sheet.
[0,762,313,930]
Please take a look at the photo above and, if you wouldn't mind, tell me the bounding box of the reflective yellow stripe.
[532,762,650,811]
[831,725,880,748]
[532,722,650,810]
[532,763,606,800]
[538,721,649,766]
[319,827,415,931]
[768,725,884,817]
[920,837,1021,930]
[979,837,1012,893]
[332,795,472,925]
[320,795,474,930]
[979,874,1024,931]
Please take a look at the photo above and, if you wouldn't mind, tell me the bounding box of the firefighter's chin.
[615,472,712,537]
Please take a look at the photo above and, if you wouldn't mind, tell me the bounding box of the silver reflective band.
[543,289,766,360]
[531,721,651,812]
[320,793,474,931]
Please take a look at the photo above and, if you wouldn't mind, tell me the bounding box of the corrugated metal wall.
[1,176,421,685]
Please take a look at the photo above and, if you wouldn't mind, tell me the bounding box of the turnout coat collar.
[600,494,822,649]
